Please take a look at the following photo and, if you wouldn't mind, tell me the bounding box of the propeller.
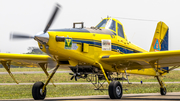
[69,73,88,81]
[10,33,34,40]
[10,3,61,40]
[42,3,61,69]
[44,4,61,33]
[10,4,61,69]
[69,73,80,81]
[69,66,81,81]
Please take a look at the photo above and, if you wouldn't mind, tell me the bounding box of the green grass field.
[0,69,180,83]
[0,67,68,72]
[0,68,180,99]
[1,84,180,99]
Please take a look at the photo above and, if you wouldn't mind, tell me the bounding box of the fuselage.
[38,18,147,72]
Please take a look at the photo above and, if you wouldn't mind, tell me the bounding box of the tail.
[149,21,169,71]
[149,21,169,52]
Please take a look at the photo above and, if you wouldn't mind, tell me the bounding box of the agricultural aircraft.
[1,3,179,100]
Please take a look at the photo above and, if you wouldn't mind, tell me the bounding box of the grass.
[0,68,180,99]
[0,84,180,99]
[0,67,43,72]
[0,73,87,83]
[128,71,180,82]
[0,67,69,72]
[0,70,180,83]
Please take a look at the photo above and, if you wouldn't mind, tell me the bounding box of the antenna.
[130,32,136,42]
[112,16,159,22]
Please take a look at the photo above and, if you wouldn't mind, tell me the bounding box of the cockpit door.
[117,23,127,45]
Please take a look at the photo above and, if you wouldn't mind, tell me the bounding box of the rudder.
[149,21,169,71]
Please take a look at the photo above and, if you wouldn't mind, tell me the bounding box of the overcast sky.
[0,0,180,53]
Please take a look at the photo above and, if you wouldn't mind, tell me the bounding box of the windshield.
[96,19,108,28]
[96,18,116,33]
[106,19,116,32]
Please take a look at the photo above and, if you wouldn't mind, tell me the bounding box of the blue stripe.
[49,28,90,33]
[72,39,135,54]
[161,28,169,51]
[161,28,169,71]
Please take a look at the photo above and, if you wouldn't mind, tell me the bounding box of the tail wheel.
[108,81,123,99]
[32,81,46,100]
[160,87,166,95]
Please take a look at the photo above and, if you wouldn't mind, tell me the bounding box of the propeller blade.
[47,57,57,69]
[69,73,74,75]
[75,76,77,81]
[10,33,34,40]
[84,74,88,78]
[43,4,61,33]
[70,76,74,80]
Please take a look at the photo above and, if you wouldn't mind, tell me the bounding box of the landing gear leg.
[96,62,123,99]
[32,64,59,100]
[156,76,166,95]
[39,63,56,87]
[150,61,167,96]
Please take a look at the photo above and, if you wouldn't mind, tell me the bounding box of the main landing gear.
[108,81,123,99]
[151,61,167,96]
[96,62,123,99]
[32,64,59,100]
[156,76,167,95]
[32,82,46,100]
[160,87,166,95]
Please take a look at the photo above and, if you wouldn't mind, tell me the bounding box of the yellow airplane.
[1,4,179,100]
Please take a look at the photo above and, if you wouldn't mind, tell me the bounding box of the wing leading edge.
[0,53,50,67]
[101,50,180,70]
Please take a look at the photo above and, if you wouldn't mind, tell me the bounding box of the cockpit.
[96,18,125,39]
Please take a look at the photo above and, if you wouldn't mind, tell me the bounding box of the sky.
[0,0,180,53]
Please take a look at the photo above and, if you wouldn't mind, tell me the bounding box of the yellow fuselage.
[39,30,148,72]
[38,18,160,76]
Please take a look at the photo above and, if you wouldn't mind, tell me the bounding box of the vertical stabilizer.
[149,21,169,71]
[149,21,169,52]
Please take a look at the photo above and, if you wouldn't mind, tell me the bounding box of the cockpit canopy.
[96,18,125,39]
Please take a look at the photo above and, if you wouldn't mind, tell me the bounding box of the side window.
[118,24,124,38]
[109,20,116,32]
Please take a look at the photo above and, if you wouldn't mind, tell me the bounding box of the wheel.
[32,81,46,100]
[160,87,166,95]
[108,81,123,99]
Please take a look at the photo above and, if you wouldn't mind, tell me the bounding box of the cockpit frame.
[96,18,126,40]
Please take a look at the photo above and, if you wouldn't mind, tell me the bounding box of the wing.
[101,50,180,70]
[0,53,50,67]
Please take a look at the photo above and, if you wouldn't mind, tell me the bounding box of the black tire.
[32,81,46,100]
[108,81,123,99]
[160,87,166,95]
